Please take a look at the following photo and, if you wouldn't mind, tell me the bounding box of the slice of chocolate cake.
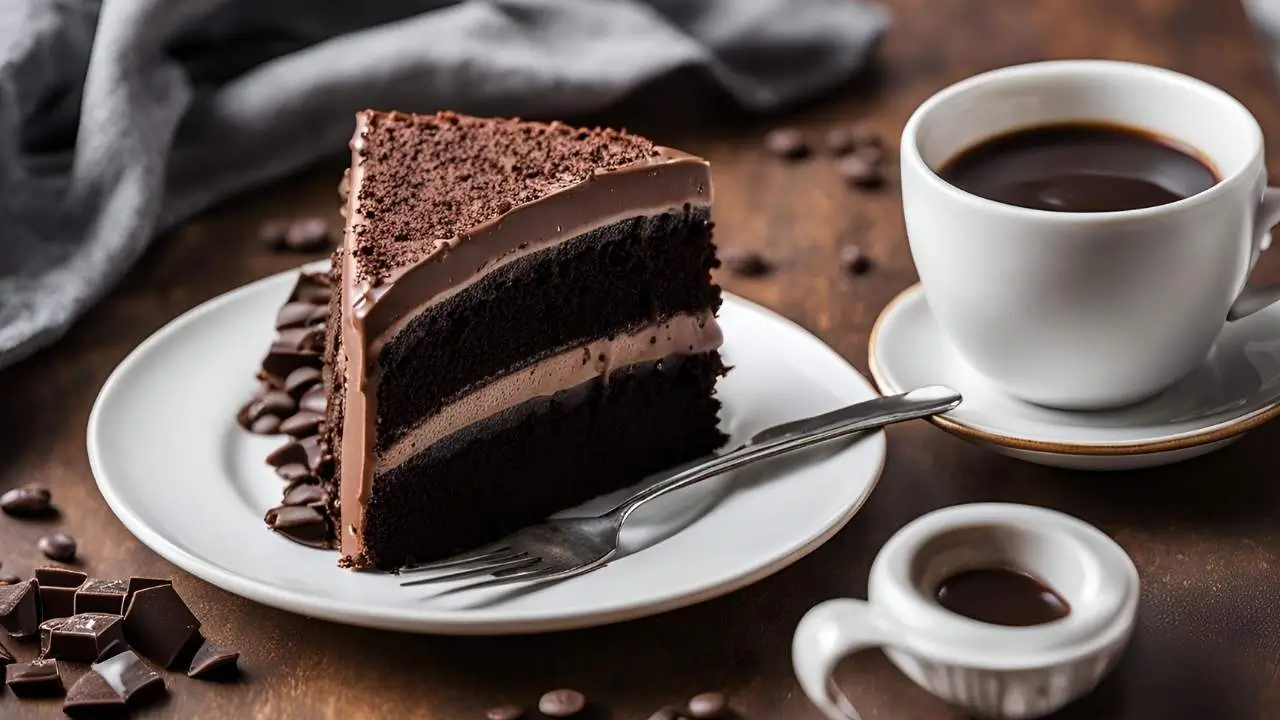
[255,110,727,571]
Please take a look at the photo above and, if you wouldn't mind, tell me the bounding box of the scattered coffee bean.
[720,247,772,277]
[825,127,856,156]
[186,637,240,680]
[250,415,282,434]
[837,153,884,188]
[280,410,323,438]
[257,220,289,250]
[299,386,326,414]
[687,691,728,718]
[259,390,298,417]
[538,688,586,717]
[284,366,322,397]
[763,128,809,159]
[283,217,332,252]
[486,704,525,720]
[849,121,882,148]
[0,485,53,517]
[0,574,18,586]
[839,244,872,275]
[853,143,884,165]
[38,532,77,563]
[648,707,687,720]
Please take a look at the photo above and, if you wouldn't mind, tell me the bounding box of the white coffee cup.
[900,60,1280,410]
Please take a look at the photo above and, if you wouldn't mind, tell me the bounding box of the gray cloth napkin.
[0,0,889,371]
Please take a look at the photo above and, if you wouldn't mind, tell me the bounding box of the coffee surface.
[935,568,1070,627]
[938,122,1217,212]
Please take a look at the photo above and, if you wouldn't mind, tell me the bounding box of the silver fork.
[399,385,962,592]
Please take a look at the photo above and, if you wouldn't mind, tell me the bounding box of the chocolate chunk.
[186,637,239,680]
[63,671,126,717]
[5,659,64,697]
[538,689,586,717]
[259,390,297,417]
[688,691,728,718]
[275,463,312,482]
[280,411,323,438]
[284,366,322,397]
[275,301,317,330]
[764,128,809,159]
[282,482,326,507]
[40,617,67,656]
[37,567,87,619]
[825,127,856,156]
[0,574,19,586]
[258,220,289,249]
[720,247,772,277]
[837,153,884,188]
[267,436,326,471]
[0,638,13,666]
[123,578,171,616]
[839,244,872,275]
[45,613,125,663]
[250,415,282,434]
[38,531,77,562]
[486,705,525,720]
[94,648,165,701]
[283,217,331,252]
[122,585,200,669]
[293,279,332,305]
[0,580,40,637]
[648,709,686,720]
[96,640,128,662]
[276,327,325,353]
[261,349,321,386]
[299,386,326,414]
[265,505,330,548]
[0,485,53,517]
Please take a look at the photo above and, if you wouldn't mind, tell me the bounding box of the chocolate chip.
[280,411,323,438]
[0,485,53,517]
[825,127,856,156]
[687,691,728,718]
[538,689,586,717]
[0,574,18,586]
[260,390,297,416]
[299,386,326,414]
[44,613,125,663]
[486,705,525,720]
[837,153,884,188]
[275,463,312,482]
[186,637,239,680]
[0,638,12,666]
[250,415,282,434]
[720,247,772,277]
[258,220,288,250]
[265,505,331,549]
[275,301,317,330]
[38,531,77,563]
[4,659,64,697]
[839,244,872,275]
[283,217,331,252]
[284,366,322,397]
[75,579,128,616]
[0,580,40,636]
[63,670,126,717]
[94,648,166,701]
[764,128,809,159]
[266,440,304,468]
[122,584,201,669]
[282,482,326,507]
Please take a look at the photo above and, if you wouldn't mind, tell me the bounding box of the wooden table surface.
[5,0,1280,717]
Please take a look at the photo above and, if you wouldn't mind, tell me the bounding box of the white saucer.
[870,284,1280,470]
[88,264,886,635]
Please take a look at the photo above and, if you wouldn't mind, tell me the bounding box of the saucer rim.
[868,283,1280,457]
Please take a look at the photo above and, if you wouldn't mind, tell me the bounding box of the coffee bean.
[720,247,772,277]
[258,220,289,249]
[260,390,298,417]
[839,244,872,275]
[648,707,688,720]
[283,218,331,253]
[825,127,856,156]
[38,532,77,563]
[763,128,809,159]
[280,411,323,438]
[299,387,326,414]
[837,154,884,188]
[687,692,728,718]
[485,705,525,720]
[0,574,19,586]
[276,302,317,330]
[284,367,322,397]
[538,688,586,717]
[849,121,882,149]
[1,486,53,517]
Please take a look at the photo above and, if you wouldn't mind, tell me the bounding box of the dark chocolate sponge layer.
[360,352,727,571]
[374,205,719,452]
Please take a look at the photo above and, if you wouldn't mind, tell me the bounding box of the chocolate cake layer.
[362,352,727,570]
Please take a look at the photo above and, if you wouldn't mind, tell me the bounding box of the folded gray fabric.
[0,0,889,371]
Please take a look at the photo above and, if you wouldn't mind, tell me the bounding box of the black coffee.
[935,568,1070,627]
[938,122,1218,212]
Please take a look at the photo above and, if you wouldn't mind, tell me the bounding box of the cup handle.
[1226,186,1280,321]
[792,599,893,720]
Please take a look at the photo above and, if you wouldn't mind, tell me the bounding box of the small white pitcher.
[792,503,1139,719]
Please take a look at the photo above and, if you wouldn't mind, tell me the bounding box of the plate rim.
[87,264,886,635]
[869,283,1280,457]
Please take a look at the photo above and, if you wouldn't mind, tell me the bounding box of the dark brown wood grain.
[4,0,1280,717]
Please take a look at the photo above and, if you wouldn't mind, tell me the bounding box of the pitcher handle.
[1226,185,1280,321]
[792,599,894,720]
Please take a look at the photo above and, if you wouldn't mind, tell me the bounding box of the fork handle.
[607,386,962,523]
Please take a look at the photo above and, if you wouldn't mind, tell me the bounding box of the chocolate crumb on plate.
[38,531,77,563]
[0,580,40,637]
[5,659,64,698]
[63,670,126,717]
[186,637,240,680]
[44,613,125,663]
[538,688,587,717]
[687,691,728,718]
[839,244,872,275]
[720,247,772,277]
[37,567,88,619]
[0,485,53,517]
[485,705,525,720]
[763,128,809,159]
[122,584,201,669]
[94,648,166,702]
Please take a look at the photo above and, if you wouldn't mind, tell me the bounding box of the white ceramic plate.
[870,284,1280,470]
[88,264,886,635]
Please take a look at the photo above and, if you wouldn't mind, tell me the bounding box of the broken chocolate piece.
[45,613,125,663]
[0,580,40,637]
[75,579,129,615]
[5,659,64,698]
[186,637,240,680]
[123,578,171,616]
[40,617,67,656]
[63,671,126,717]
[36,567,87,619]
[94,648,166,702]
[122,585,200,668]
[0,638,13,666]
